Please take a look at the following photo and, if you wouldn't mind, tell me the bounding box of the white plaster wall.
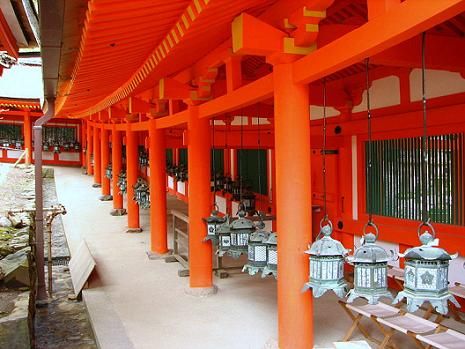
[264,220,273,232]
[215,195,227,214]
[352,75,401,112]
[251,117,270,125]
[231,116,249,126]
[34,151,54,160]
[309,105,340,120]
[167,176,174,189]
[7,150,22,159]
[410,69,465,101]
[449,256,465,285]
[177,181,186,195]
[59,152,80,162]
[231,201,239,216]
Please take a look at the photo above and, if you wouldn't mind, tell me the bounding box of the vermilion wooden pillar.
[187,106,213,288]
[126,125,141,232]
[274,63,313,349]
[86,122,93,175]
[23,111,32,165]
[93,126,101,187]
[111,126,126,215]
[148,119,168,254]
[100,127,112,200]
[81,120,87,168]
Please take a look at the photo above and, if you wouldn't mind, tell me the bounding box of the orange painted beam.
[187,106,212,288]
[198,73,274,119]
[274,63,312,349]
[149,119,168,254]
[156,109,189,129]
[232,13,285,56]
[367,0,401,20]
[293,0,465,85]
[157,78,191,100]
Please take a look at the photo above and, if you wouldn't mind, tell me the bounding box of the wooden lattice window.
[366,133,465,226]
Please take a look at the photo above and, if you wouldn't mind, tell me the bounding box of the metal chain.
[365,57,373,224]
[212,118,217,208]
[421,32,429,224]
[239,112,244,204]
[257,114,262,214]
[322,79,328,220]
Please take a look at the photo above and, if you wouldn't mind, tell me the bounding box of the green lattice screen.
[365,133,465,226]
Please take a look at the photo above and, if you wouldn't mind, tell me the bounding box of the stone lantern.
[228,207,255,259]
[243,229,269,276]
[262,232,277,279]
[346,225,394,304]
[393,225,460,314]
[302,223,349,298]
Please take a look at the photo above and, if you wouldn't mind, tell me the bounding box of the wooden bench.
[417,328,465,349]
[339,300,451,348]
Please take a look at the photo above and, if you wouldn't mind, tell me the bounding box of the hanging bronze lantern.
[242,188,256,215]
[232,178,241,201]
[53,142,60,153]
[105,163,112,180]
[346,223,394,305]
[223,176,233,194]
[133,178,150,209]
[262,232,277,279]
[204,208,226,243]
[243,227,269,276]
[217,216,233,256]
[43,142,50,151]
[393,223,460,315]
[117,170,127,194]
[303,221,349,298]
[228,206,255,259]
[139,150,148,167]
[73,141,81,151]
